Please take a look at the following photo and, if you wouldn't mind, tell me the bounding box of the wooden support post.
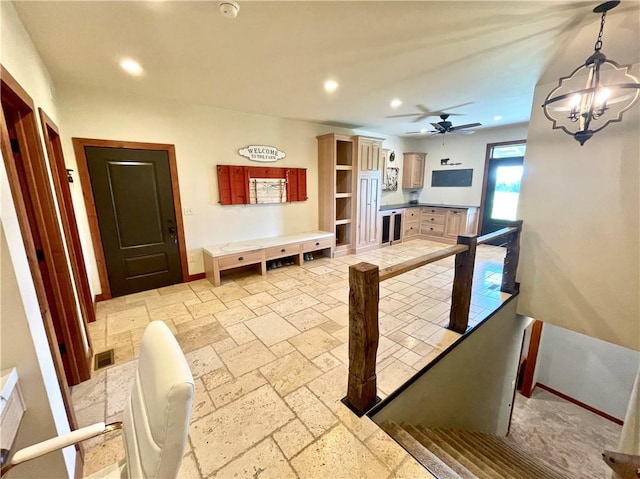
[449,234,477,334]
[501,220,523,294]
[343,262,380,416]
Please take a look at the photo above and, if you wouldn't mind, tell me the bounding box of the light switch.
[183,207,194,215]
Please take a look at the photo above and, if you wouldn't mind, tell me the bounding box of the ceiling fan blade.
[451,129,476,135]
[430,122,445,131]
[405,131,423,134]
[451,122,481,130]
[416,104,431,113]
[385,113,421,118]
[412,114,432,123]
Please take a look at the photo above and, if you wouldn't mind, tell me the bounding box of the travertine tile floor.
[73,239,508,478]
[510,388,622,479]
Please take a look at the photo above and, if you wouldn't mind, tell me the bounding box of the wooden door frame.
[72,138,189,300]
[477,139,526,235]
[0,65,83,457]
[39,109,96,324]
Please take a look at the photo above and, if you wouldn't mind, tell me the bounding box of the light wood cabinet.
[357,137,383,172]
[402,152,426,188]
[318,134,384,256]
[356,172,381,252]
[414,206,478,243]
[444,209,466,239]
[380,209,404,247]
[317,134,355,256]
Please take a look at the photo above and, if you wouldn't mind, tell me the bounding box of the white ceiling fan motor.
[219,1,240,19]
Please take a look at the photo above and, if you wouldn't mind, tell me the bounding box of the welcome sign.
[239,145,286,162]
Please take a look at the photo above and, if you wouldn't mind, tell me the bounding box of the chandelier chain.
[594,10,607,51]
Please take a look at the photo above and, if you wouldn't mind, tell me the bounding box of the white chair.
[1,321,195,478]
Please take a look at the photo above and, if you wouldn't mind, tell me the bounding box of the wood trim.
[521,319,543,398]
[536,383,624,426]
[0,65,83,459]
[167,146,190,283]
[72,137,189,297]
[188,273,206,282]
[39,109,96,323]
[94,293,105,303]
[477,139,526,235]
[2,71,91,384]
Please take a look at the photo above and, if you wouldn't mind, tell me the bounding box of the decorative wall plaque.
[239,145,286,162]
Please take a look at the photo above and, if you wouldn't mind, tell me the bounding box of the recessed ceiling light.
[390,99,402,108]
[493,115,503,121]
[120,58,143,76]
[324,80,338,93]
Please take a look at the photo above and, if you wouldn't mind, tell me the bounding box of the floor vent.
[94,349,115,370]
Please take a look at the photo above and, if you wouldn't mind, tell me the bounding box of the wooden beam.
[378,244,467,282]
[501,220,523,294]
[449,234,477,334]
[343,262,380,416]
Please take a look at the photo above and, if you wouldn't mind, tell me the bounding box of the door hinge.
[59,343,67,355]
[36,249,45,262]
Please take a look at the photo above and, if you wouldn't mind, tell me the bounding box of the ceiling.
[12,1,640,138]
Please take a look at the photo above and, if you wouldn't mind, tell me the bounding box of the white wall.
[0,3,74,476]
[372,298,529,436]
[536,323,640,421]
[517,61,639,350]
[416,124,528,206]
[56,84,416,291]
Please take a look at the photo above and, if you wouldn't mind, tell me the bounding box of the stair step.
[415,425,504,478]
[464,431,566,479]
[432,428,523,479]
[402,425,477,479]
[381,422,462,479]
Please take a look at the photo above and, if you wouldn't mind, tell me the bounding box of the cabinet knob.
[315,242,320,246]
[430,227,433,230]
[238,256,244,261]
[431,218,434,221]
[281,248,286,252]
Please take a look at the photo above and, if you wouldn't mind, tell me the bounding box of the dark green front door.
[86,147,183,297]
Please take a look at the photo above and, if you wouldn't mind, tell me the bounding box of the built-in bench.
[203,231,334,286]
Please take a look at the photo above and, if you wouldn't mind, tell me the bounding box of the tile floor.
[74,239,508,478]
[510,388,622,478]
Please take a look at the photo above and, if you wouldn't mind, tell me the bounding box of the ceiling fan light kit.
[542,0,640,145]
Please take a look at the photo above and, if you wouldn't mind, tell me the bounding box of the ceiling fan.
[406,114,481,135]
[386,102,472,123]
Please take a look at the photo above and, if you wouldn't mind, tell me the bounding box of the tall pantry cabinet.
[317,134,384,257]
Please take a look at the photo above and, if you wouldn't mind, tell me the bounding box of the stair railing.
[342,220,523,416]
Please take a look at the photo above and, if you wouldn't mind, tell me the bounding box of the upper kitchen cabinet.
[357,136,384,172]
[402,152,426,188]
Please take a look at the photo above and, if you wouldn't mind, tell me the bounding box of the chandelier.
[542,1,640,145]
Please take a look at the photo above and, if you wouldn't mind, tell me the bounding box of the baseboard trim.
[94,293,105,303]
[536,383,624,426]
[188,273,206,282]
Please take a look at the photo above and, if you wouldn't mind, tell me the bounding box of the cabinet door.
[411,155,425,188]
[359,142,372,171]
[371,143,382,171]
[367,175,381,244]
[444,209,466,238]
[357,174,381,247]
[392,212,403,242]
[381,214,391,245]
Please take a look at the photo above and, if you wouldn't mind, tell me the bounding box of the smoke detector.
[219,1,240,19]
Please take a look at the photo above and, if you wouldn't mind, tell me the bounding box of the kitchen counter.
[379,203,478,211]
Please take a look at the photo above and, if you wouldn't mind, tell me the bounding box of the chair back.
[122,321,194,478]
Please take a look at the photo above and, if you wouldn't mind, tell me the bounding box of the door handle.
[168,226,177,234]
